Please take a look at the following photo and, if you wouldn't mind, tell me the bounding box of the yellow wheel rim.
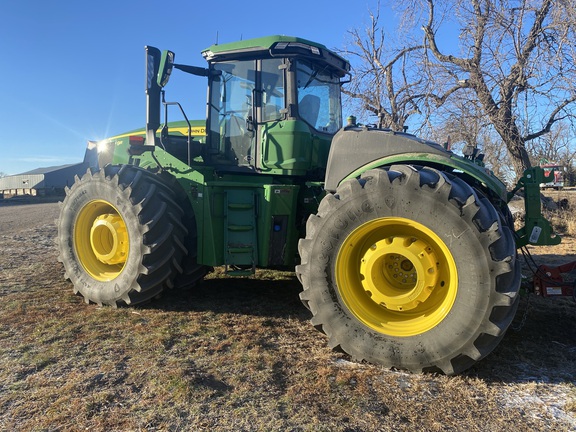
[336,217,457,337]
[74,200,130,281]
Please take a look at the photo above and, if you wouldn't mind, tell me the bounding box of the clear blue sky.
[0,0,388,175]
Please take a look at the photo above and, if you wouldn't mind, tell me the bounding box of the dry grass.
[0,203,575,431]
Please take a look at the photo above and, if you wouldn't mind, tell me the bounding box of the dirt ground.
[0,201,61,235]
[0,199,574,431]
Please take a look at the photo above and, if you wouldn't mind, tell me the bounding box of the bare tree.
[527,121,576,164]
[409,0,576,178]
[424,91,517,183]
[340,4,426,130]
[425,89,487,148]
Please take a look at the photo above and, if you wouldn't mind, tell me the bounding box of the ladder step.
[228,203,253,210]
[228,225,253,232]
[224,189,257,269]
[228,246,254,254]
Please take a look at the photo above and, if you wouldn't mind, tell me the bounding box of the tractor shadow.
[146,267,576,385]
[146,270,311,321]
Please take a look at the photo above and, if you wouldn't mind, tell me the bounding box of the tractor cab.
[147,36,350,179]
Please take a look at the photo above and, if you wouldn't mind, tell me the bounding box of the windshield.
[296,60,342,134]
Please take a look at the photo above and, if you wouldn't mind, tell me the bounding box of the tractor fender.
[324,127,507,201]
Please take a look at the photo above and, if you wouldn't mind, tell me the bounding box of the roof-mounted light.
[272,42,321,56]
[202,50,215,60]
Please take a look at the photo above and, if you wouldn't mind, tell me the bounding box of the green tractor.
[57,35,559,375]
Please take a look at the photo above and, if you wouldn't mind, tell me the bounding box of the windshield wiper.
[302,69,319,89]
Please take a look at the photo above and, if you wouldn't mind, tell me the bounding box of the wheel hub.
[335,217,457,337]
[90,214,129,265]
[74,200,130,281]
[359,236,439,311]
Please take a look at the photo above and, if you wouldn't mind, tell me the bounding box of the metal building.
[0,142,98,197]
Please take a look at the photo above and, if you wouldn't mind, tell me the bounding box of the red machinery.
[533,260,576,299]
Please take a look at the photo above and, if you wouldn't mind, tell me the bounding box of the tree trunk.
[505,137,532,179]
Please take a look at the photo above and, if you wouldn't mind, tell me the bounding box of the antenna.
[216,31,219,45]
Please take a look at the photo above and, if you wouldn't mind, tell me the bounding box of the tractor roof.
[202,35,350,75]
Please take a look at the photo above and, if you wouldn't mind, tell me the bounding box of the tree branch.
[523,97,576,142]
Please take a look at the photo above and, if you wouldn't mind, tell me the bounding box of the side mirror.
[157,50,175,88]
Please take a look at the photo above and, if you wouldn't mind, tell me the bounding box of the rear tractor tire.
[57,165,191,306]
[297,165,520,375]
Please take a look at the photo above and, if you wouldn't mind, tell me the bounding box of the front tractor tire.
[297,165,520,375]
[57,165,188,306]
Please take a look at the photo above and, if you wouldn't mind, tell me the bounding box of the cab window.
[296,60,342,134]
[261,58,285,122]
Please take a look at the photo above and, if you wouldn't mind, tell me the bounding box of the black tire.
[173,190,209,289]
[57,165,188,306]
[296,165,520,375]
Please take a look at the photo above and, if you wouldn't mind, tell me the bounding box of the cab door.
[208,60,257,167]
